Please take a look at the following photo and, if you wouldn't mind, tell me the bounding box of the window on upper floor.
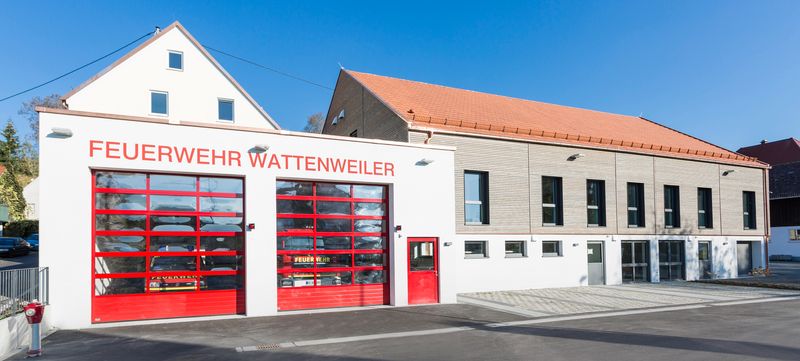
[743,191,757,230]
[218,99,234,121]
[587,179,606,227]
[664,185,681,228]
[464,171,489,225]
[698,188,713,229]
[168,51,183,70]
[790,229,800,241]
[150,91,168,115]
[627,182,645,227]
[542,176,563,226]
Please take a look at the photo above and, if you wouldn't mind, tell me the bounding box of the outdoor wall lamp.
[567,153,585,161]
[50,127,73,138]
[722,169,735,176]
[252,144,270,153]
[417,158,435,165]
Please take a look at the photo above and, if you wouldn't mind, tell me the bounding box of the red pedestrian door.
[408,238,439,304]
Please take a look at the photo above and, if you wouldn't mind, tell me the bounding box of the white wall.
[39,111,455,329]
[769,226,800,259]
[451,234,762,293]
[65,26,277,129]
[22,177,39,220]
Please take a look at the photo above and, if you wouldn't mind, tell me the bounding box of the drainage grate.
[236,344,283,352]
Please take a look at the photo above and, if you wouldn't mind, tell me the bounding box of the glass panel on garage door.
[276,181,389,311]
[92,171,245,323]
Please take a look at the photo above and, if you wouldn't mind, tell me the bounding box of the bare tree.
[19,94,63,148]
[303,113,325,133]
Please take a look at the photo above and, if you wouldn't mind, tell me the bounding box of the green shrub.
[3,220,38,238]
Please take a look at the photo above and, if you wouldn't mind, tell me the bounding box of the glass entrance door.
[659,240,685,281]
[621,241,649,282]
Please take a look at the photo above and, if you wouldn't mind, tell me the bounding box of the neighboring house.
[23,177,39,220]
[0,165,9,230]
[323,69,770,291]
[738,138,800,260]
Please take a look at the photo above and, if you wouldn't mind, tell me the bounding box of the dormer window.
[218,99,234,122]
[151,91,168,115]
[168,51,183,70]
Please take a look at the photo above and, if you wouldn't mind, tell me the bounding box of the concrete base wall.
[0,312,53,360]
[452,234,765,293]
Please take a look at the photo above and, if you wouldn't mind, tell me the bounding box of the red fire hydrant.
[23,301,45,357]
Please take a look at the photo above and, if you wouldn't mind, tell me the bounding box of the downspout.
[763,167,771,272]
[423,130,435,144]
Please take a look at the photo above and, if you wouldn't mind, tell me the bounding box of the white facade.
[770,226,800,259]
[452,234,764,294]
[39,110,456,329]
[23,177,39,220]
[64,22,279,129]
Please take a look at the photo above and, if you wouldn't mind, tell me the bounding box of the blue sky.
[1,1,798,150]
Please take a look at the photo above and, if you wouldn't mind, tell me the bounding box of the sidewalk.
[458,282,800,317]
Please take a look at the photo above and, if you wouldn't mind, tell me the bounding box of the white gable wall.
[65,27,277,129]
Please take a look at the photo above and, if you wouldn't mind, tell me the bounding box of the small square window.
[465,241,487,259]
[150,91,168,115]
[790,229,800,241]
[505,241,526,258]
[218,99,234,121]
[168,51,183,70]
[542,241,562,257]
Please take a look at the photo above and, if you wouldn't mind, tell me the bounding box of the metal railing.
[0,267,49,319]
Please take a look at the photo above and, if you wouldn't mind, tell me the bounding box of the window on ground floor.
[542,241,562,257]
[465,241,488,259]
[505,240,526,258]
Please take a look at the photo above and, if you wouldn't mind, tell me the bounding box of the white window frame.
[542,241,562,257]
[149,90,169,116]
[465,241,488,259]
[167,50,184,71]
[217,98,235,122]
[790,229,800,241]
[504,240,526,258]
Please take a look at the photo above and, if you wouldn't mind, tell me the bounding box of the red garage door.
[92,171,245,323]
[276,181,389,310]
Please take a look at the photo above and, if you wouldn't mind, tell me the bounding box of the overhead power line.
[203,45,333,91]
[0,30,155,103]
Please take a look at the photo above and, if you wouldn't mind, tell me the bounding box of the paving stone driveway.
[458,282,800,317]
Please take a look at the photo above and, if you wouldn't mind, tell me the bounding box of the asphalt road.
[0,251,37,270]
[14,298,800,361]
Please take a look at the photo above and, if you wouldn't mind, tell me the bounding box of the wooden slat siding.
[528,144,618,234]
[415,133,532,234]
[613,153,657,234]
[322,72,409,142]
[652,157,722,235]
[412,130,767,237]
[92,290,245,323]
[719,165,766,235]
[277,284,388,311]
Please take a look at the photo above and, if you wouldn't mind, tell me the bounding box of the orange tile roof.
[345,70,765,167]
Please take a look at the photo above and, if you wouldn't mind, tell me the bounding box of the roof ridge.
[345,70,643,122]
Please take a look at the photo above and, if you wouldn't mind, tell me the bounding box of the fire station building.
[38,21,770,330]
[38,22,455,329]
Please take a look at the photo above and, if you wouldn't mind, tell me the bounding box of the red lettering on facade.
[89,140,103,157]
[249,152,268,168]
[229,151,242,167]
[141,144,156,161]
[106,142,121,159]
[158,146,173,162]
[174,147,195,163]
[211,149,227,166]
